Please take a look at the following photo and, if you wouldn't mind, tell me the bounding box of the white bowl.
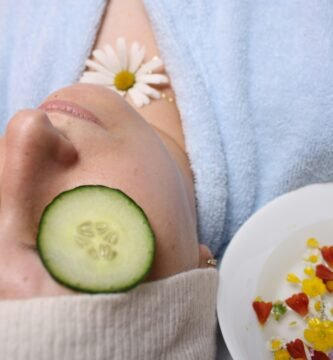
[217,183,333,360]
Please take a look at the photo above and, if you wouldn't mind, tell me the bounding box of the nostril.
[0,108,78,220]
[52,127,78,165]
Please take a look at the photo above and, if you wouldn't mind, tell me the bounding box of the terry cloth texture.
[0,0,227,261]
[0,0,108,125]
[2,1,333,260]
[0,268,218,360]
[143,0,333,258]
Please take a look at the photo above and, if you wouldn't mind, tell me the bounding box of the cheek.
[79,140,192,273]
[116,150,198,278]
[0,245,74,299]
[75,130,178,208]
[0,246,42,298]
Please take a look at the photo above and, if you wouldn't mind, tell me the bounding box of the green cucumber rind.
[37,185,156,293]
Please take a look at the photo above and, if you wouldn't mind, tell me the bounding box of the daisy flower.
[266,336,285,352]
[308,296,324,317]
[303,248,321,264]
[79,37,169,107]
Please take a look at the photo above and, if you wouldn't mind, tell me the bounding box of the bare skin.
[0,0,213,299]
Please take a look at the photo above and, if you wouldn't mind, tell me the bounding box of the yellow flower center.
[304,266,315,277]
[114,70,135,91]
[307,237,319,248]
[307,254,319,263]
[315,301,322,312]
[273,349,290,360]
[270,339,282,351]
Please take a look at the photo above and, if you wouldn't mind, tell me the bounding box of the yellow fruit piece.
[287,273,301,284]
[327,281,333,292]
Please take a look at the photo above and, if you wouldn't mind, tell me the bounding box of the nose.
[0,109,77,221]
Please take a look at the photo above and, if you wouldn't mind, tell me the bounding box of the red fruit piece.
[285,293,309,317]
[312,350,330,360]
[316,264,333,281]
[286,338,307,359]
[252,300,272,325]
[321,246,333,268]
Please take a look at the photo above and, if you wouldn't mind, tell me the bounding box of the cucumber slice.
[37,185,155,293]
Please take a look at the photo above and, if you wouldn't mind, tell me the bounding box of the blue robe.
[1,0,333,263]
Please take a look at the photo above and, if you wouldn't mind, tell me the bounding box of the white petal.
[128,88,143,107]
[128,88,150,108]
[118,90,126,96]
[134,83,160,99]
[104,45,122,73]
[85,59,115,78]
[80,71,114,85]
[136,58,163,76]
[92,49,118,73]
[129,42,145,73]
[136,74,169,85]
[304,346,312,360]
[116,37,128,70]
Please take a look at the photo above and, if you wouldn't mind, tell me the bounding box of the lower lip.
[39,100,104,128]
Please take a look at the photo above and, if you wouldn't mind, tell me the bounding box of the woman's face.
[0,84,209,299]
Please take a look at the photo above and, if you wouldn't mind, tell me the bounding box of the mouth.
[38,100,105,128]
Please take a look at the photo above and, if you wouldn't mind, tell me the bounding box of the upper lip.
[38,99,105,128]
